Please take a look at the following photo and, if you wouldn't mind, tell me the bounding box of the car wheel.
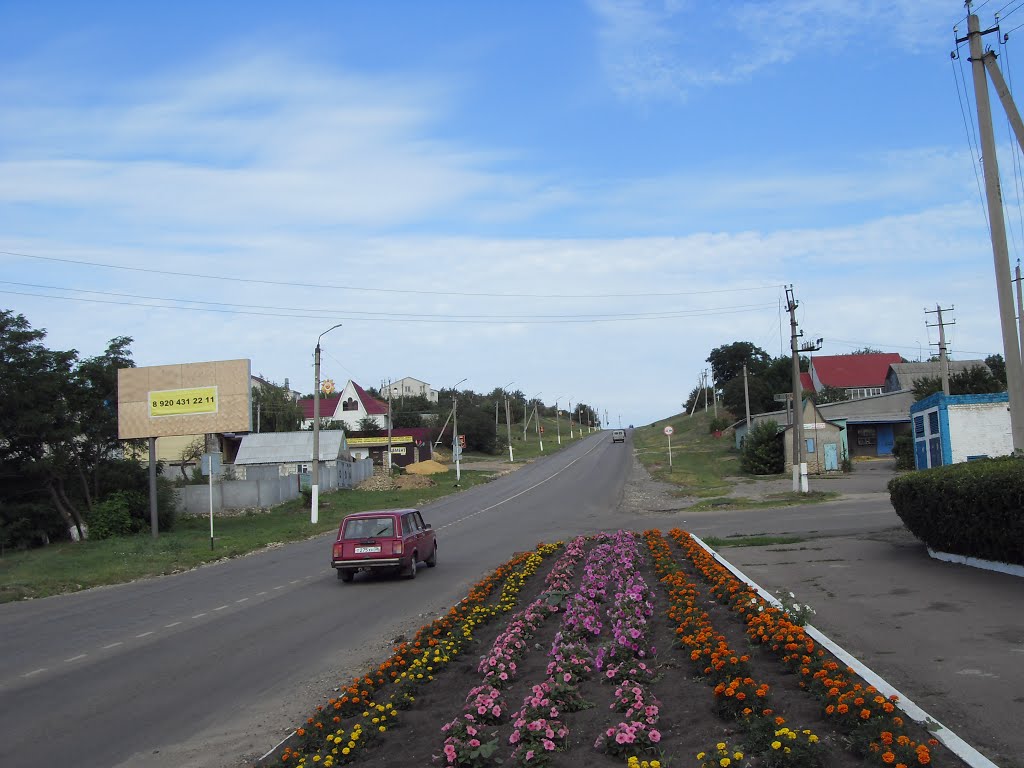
[404,554,418,579]
[338,569,354,582]
[426,543,437,568]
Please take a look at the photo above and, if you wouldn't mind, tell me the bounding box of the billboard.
[117,359,252,439]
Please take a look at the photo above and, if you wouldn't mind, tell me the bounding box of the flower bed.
[260,531,968,768]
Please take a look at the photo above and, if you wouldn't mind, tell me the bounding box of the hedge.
[887,456,1024,566]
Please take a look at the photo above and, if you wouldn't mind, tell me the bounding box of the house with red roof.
[809,353,903,400]
[300,380,390,431]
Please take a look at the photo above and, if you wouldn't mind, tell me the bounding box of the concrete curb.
[927,548,1024,578]
[689,534,1000,768]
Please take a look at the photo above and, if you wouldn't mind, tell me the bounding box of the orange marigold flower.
[882,751,896,764]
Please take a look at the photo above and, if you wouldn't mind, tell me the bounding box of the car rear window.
[343,517,396,539]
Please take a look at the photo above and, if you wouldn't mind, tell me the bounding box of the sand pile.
[405,459,449,475]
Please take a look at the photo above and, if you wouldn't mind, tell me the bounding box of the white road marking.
[256,591,267,596]
[289,580,300,585]
[136,631,153,638]
[192,613,207,619]
[437,441,604,531]
[103,642,123,650]
[213,605,229,611]
[24,668,47,677]
[273,586,284,590]
[165,621,181,628]
[236,598,249,603]
[64,654,87,663]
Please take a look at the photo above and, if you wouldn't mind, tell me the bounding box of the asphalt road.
[2,434,1020,768]
[0,432,631,768]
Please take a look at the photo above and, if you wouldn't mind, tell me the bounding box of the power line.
[0,279,777,322]
[0,288,777,324]
[952,44,990,228]
[0,249,783,300]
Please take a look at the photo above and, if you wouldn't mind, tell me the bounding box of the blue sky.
[1,0,1020,426]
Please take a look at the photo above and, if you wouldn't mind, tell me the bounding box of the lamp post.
[554,395,564,445]
[451,378,467,482]
[500,381,515,462]
[312,323,343,524]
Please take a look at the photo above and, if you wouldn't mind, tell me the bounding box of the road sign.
[452,446,463,460]
[663,426,674,436]
[458,434,467,448]
[773,393,793,402]
[201,452,221,476]
[539,426,544,434]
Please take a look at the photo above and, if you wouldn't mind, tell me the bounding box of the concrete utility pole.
[926,305,955,396]
[786,286,805,493]
[311,322,343,524]
[568,399,574,438]
[743,363,752,431]
[505,393,514,462]
[1016,264,1024,363]
[386,379,393,473]
[964,11,1024,451]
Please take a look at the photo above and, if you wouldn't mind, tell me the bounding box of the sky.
[3,0,1024,428]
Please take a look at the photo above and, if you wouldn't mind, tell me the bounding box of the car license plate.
[354,546,381,554]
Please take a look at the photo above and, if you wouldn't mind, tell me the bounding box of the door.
[876,425,895,456]
[824,443,838,471]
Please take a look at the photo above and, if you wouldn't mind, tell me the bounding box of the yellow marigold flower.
[651,762,661,768]
[341,748,350,755]
[772,741,782,749]
[733,753,743,760]
[697,753,706,760]
[717,743,727,751]
[809,735,819,743]
[378,726,386,732]
[720,759,731,768]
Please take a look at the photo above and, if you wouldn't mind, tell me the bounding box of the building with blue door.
[909,392,1012,469]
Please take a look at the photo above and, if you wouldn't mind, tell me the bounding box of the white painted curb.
[927,548,1024,578]
[688,534,1000,768]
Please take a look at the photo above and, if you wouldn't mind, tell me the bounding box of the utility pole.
[743,363,752,431]
[703,370,709,412]
[926,305,955,396]
[386,378,393,474]
[963,9,1024,451]
[786,286,805,493]
[1016,263,1024,362]
[568,399,574,438]
[505,392,514,462]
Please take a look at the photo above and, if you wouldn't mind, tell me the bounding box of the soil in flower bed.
[272,532,967,768]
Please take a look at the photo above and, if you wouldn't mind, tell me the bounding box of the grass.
[0,469,492,603]
[459,415,594,464]
[688,490,840,510]
[700,534,809,548]
[631,410,739,497]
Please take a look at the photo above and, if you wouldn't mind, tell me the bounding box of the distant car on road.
[331,509,437,582]
[612,429,626,443]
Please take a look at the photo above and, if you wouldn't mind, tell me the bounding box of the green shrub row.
[888,456,1024,565]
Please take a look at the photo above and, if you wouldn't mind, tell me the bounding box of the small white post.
[668,434,673,468]
[208,463,214,550]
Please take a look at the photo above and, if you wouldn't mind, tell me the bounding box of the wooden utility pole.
[964,10,1024,451]
[926,305,955,395]
[786,285,804,492]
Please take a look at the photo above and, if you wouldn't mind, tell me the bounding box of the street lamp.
[500,381,515,462]
[312,323,343,524]
[451,378,467,482]
[553,395,564,445]
[567,397,573,439]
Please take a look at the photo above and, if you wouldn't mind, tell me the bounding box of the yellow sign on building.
[346,435,414,446]
[149,386,219,417]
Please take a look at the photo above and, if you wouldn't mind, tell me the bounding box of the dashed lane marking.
[64,654,87,663]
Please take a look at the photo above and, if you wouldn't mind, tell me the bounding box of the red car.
[331,508,437,582]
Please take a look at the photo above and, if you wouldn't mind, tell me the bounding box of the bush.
[0,502,64,551]
[740,421,784,475]
[88,492,137,540]
[888,456,1024,565]
[891,435,915,470]
[708,416,731,434]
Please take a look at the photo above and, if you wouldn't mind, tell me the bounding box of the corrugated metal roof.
[234,431,347,464]
[888,360,989,389]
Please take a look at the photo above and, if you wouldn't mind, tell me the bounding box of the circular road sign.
[663,426,674,436]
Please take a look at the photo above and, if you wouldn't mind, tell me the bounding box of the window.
[857,426,876,447]
[928,411,940,435]
[342,397,358,412]
[914,415,925,438]
[805,438,815,453]
[344,517,395,539]
[414,511,427,530]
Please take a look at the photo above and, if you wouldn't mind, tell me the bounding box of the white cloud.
[588,0,956,100]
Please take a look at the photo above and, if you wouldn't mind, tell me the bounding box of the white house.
[300,380,391,431]
[390,377,439,403]
[910,392,1012,469]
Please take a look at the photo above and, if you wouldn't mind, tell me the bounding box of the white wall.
[947,402,1013,462]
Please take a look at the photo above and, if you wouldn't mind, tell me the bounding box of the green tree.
[912,365,1004,400]
[985,353,1006,384]
[811,385,849,404]
[706,342,771,387]
[252,379,303,432]
[356,415,382,432]
[740,420,784,475]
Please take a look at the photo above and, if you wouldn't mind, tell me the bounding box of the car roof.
[342,509,418,519]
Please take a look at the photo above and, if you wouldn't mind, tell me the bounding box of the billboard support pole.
[148,437,159,538]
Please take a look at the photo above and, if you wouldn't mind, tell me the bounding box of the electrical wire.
[1000,33,1024,253]
[0,249,783,300]
[952,48,991,229]
[0,288,778,325]
[0,279,777,322]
